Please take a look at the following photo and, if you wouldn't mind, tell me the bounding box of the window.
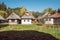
[23,19,30,22]
[24,19,25,22]
[49,19,51,21]
[11,19,15,22]
[28,19,29,22]
[49,18,51,21]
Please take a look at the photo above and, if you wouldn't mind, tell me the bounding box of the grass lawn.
[0,24,60,40]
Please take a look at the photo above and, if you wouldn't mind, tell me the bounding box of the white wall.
[9,19,18,24]
[21,19,32,24]
[45,18,54,24]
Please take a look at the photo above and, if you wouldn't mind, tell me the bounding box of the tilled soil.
[0,30,58,40]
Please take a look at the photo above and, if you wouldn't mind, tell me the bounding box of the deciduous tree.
[43,8,56,15]
[19,7,27,17]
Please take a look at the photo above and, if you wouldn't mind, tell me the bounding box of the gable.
[7,12,21,19]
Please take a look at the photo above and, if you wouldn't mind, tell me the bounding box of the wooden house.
[6,12,21,24]
[37,12,52,24]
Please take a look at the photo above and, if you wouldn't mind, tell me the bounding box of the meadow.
[0,24,60,40]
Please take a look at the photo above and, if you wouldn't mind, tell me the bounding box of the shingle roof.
[21,12,35,19]
[7,12,21,19]
[51,13,60,18]
[0,15,5,20]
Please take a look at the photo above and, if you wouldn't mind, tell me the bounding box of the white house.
[44,12,54,24]
[21,12,35,24]
[45,17,54,24]
[45,9,60,24]
[6,12,21,24]
[48,12,60,24]
[37,12,54,24]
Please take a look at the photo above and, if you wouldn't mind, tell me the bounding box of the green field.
[0,24,60,40]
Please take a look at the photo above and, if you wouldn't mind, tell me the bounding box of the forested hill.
[0,2,57,18]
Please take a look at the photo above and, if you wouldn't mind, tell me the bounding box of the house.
[45,9,60,24]
[49,12,60,24]
[6,12,21,24]
[0,15,5,23]
[37,13,44,24]
[44,16,53,24]
[21,11,35,24]
[37,12,51,24]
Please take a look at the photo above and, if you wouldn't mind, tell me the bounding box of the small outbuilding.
[21,12,35,24]
[6,12,21,24]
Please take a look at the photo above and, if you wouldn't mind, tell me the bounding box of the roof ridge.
[6,12,20,19]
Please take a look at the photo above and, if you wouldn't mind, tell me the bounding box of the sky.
[0,0,60,12]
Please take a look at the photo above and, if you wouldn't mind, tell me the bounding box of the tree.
[19,7,27,17]
[6,7,12,17]
[0,2,7,18]
[57,8,60,13]
[43,8,56,15]
[13,7,21,15]
[0,11,7,18]
[0,2,7,11]
[32,11,41,18]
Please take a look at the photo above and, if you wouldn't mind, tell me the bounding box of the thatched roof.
[37,16,41,19]
[21,12,35,19]
[37,12,50,19]
[7,12,20,19]
[0,15,5,20]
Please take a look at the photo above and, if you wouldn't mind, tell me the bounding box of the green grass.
[38,28,60,39]
[0,24,60,40]
[0,24,38,31]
